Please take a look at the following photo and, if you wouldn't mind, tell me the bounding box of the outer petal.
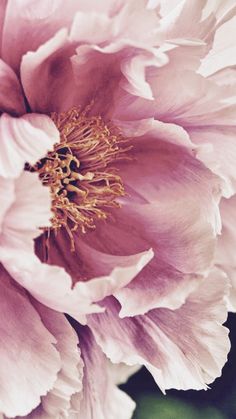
[1,0,79,71]
[150,67,236,127]
[0,113,59,178]
[86,127,221,264]
[108,362,140,386]
[71,326,135,419]
[88,269,230,392]
[1,171,51,243]
[0,170,152,323]
[20,2,165,114]
[117,45,236,127]
[0,1,7,56]
[0,177,14,234]
[0,59,25,115]
[69,2,161,46]
[0,166,102,323]
[114,258,202,317]
[26,304,83,418]
[38,229,153,298]
[190,127,236,198]
[70,43,166,116]
[200,15,236,77]
[21,29,167,114]
[20,28,76,113]
[2,0,138,71]
[0,267,60,417]
[82,128,221,315]
[216,195,236,310]
[160,0,215,45]
[0,244,105,324]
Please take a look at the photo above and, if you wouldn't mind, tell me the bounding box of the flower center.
[27,107,130,251]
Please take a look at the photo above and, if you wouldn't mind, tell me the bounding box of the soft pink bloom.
[0,0,235,417]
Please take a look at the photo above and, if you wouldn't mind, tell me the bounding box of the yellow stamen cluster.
[28,107,130,250]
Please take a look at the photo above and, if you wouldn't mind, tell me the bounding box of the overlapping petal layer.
[0,1,235,417]
[88,270,230,391]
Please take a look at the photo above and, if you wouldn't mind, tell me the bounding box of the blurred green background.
[122,313,236,419]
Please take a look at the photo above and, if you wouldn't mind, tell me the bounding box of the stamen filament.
[27,107,130,250]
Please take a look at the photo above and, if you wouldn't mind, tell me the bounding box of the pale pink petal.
[0,113,59,178]
[87,196,219,317]
[69,11,116,44]
[38,229,153,297]
[1,0,80,71]
[110,51,210,122]
[149,67,235,127]
[1,228,152,324]
[71,326,135,419]
[2,171,51,244]
[21,28,76,113]
[63,248,153,310]
[0,245,103,324]
[77,128,221,315]
[26,304,83,418]
[21,28,122,114]
[0,177,14,233]
[70,1,162,46]
[0,168,152,323]
[114,258,202,317]
[160,0,215,46]
[190,127,236,197]
[0,173,102,322]
[20,3,165,114]
[216,195,236,310]
[200,15,236,77]
[209,67,236,87]
[0,267,60,417]
[119,127,221,220]
[117,45,236,127]
[2,0,125,72]
[0,59,25,115]
[120,52,168,100]
[116,117,193,146]
[108,362,140,385]
[88,269,230,391]
[21,27,167,114]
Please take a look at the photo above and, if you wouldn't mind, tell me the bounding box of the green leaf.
[134,395,226,419]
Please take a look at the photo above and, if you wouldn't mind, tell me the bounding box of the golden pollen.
[27,108,130,251]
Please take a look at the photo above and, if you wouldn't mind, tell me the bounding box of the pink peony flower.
[0,0,235,417]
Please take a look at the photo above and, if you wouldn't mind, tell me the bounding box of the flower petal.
[82,130,221,315]
[0,266,60,417]
[190,127,236,197]
[1,0,79,71]
[216,195,236,310]
[0,59,25,115]
[72,325,135,419]
[0,1,7,55]
[38,230,153,302]
[163,0,216,42]
[0,113,59,178]
[1,171,51,244]
[26,304,83,418]
[0,174,103,323]
[0,244,103,325]
[88,268,230,391]
[114,258,202,317]
[0,177,14,234]
[200,15,236,77]
[21,28,75,113]
[20,3,164,114]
